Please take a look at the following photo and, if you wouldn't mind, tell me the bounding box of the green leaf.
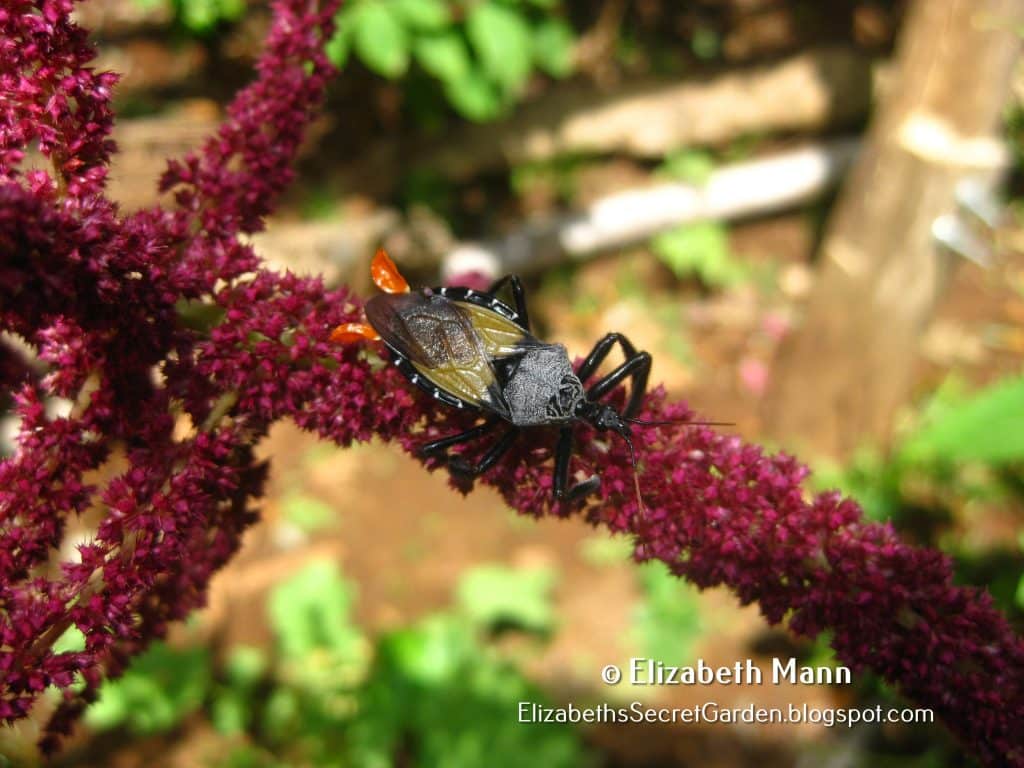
[225,645,268,688]
[444,70,503,121]
[325,9,354,68]
[219,745,284,768]
[179,0,220,33]
[690,25,721,60]
[219,0,245,22]
[357,612,585,768]
[414,32,471,82]
[175,0,247,33]
[262,687,301,742]
[631,561,703,662]
[380,615,472,685]
[85,644,211,734]
[579,533,634,566]
[280,492,336,533]
[211,689,250,734]
[268,560,365,661]
[393,0,450,30]
[52,626,86,654]
[901,375,1024,464]
[657,149,716,185]
[651,221,745,287]
[352,2,409,78]
[466,2,533,93]
[812,450,902,523]
[456,564,556,632]
[531,18,575,78]
[174,298,227,333]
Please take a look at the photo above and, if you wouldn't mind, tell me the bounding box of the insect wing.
[365,293,511,416]
[365,293,434,364]
[452,301,529,357]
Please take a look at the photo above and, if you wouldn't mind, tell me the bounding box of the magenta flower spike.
[0,0,1021,762]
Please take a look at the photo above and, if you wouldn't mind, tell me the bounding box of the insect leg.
[487,274,530,331]
[553,427,601,502]
[418,418,501,456]
[449,427,520,477]
[576,333,638,383]
[586,351,652,418]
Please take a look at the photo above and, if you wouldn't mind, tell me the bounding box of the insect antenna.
[625,416,733,428]
[616,417,730,520]
[618,431,648,519]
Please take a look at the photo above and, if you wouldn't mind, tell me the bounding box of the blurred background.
[3,0,1024,765]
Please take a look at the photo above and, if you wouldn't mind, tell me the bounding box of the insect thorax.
[502,344,584,426]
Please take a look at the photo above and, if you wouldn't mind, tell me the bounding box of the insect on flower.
[333,249,667,503]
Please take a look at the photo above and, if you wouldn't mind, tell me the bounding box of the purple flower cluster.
[0,0,352,750]
[0,0,1021,762]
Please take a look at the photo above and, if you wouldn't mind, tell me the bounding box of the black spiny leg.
[419,417,500,457]
[449,427,520,478]
[578,333,651,418]
[587,351,652,419]
[487,275,530,331]
[553,427,600,502]
[577,333,638,382]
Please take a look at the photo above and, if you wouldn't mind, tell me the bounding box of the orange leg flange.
[370,248,410,294]
[330,322,380,344]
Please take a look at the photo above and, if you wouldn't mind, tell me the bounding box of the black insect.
[334,250,654,503]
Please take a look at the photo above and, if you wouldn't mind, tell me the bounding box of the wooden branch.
[442,138,859,280]
[763,0,1022,459]
[341,46,874,194]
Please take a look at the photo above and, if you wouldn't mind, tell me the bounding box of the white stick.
[443,138,860,281]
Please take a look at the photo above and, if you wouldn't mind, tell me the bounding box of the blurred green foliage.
[400,168,456,221]
[1005,102,1024,171]
[817,374,1024,521]
[650,150,747,288]
[652,222,746,288]
[631,561,703,663]
[900,375,1024,465]
[510,154,589,206]
[580,535,706,666]
[578,532,633,566]
[689,25,721,61]
[267,559,368,673]
[798,368,1024,768]
[326,0,577,121]
[816,374,1024,614]
[82,560,585,767]
[344,614,583,768]
[86,644,212,734]
[655,149,715,185]
[279,491,338,533]
[136,0,246,34]
[133,0,576,120]
[456,564,557,633]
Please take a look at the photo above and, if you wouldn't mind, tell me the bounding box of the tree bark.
[763,0,1022,459]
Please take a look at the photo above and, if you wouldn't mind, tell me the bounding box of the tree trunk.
[763,0,1022,460]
